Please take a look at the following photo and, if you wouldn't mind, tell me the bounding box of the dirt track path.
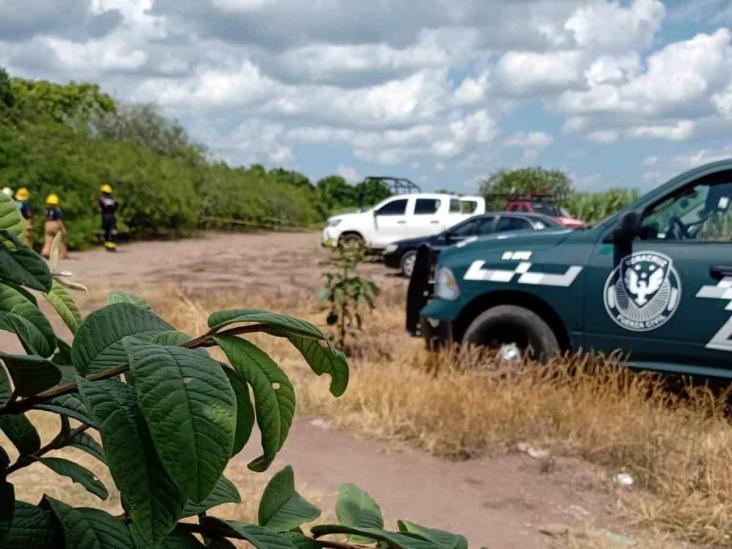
[48,232,621,548]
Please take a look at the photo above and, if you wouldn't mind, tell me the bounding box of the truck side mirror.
[612,211,641,265]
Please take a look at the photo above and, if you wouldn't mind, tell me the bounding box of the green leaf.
[35,394,96,427]
[0,414,41,455]
[152,330,193,346]
[0,481,13,520]
[71,303,172,375]
[336,483,384,544]
[45,280,82,334]
[208,309,325,340]
[311,525,438,548]
[0,283,55,357]
[159,530,207,548]
[204,518,296,549]
[0,231,52,292]
[124,338,236,502]
[180,475,240,518]
[284,532,321,549]
[0,193,24,241]
[106,290,152,310]
[0,364,11,407]
[40,457,108,500]
[286,334,349,397]
[224,367,255,457]
[397,520,468,549]
[258,465,321,532]
[215,336,295,472]
[77,378,185,546]
[0,501,60,549]
[0,353,61,396]
[68,431,106,464]
[47,498,133,549]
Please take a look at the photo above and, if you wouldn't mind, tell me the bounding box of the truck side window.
[642,179,732,241]
[414,199,441,215]
[460,199,479,213]
[496,217,531,232]
[376,199,407,216]
[449,199,462,213]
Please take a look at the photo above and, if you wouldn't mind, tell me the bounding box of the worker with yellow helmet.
[14,187,34,246]
[98,183,118,251]
[41,193,67,259]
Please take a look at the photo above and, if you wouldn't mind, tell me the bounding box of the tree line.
[0,67,638,249]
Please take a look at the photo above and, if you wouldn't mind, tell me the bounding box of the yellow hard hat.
[15,187,29,200]
[46,193,59,206]
[100,184,113,194]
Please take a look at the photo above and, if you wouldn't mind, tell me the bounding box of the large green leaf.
[208,309,325,339]
[160,530,207,548]
[0,194,24,240]
[68,431,106,464]
[0,501,60,549]
[0,283,55,357]
[180,475,240,518]
[47,498,133,549]
[124,338,236,502]
[204,518,296,549]
[0,414,41,455]
[311,525,438,548]
[71,303,172,375]
[397,520,468,549]
[35,394,96,427]
[215,336,295,472]
[286,334,349,397]
[258,465,321,532]
[77,378,185,546]
[0,353,61,397]
[284,532,321,549]
[0,364,11,407]
[40,457,108,500]
[0,480,13,520]
[45,281,82,334]
[223,367,255,457]
[106,290,152,310]
[336,483,384,544]
[0,231,52,292]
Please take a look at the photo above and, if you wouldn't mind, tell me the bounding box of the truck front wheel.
[463,305,560,361]
[338,232,364,248]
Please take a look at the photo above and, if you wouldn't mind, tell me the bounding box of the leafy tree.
[0,194,466,548]
[479,167,574,209]
[0,67,13,109]
[354,178,392,208]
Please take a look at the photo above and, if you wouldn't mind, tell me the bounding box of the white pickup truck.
[322,193,486,249]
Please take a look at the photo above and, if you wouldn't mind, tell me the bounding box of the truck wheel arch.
[338,231,364,246]
[452,290,571,352]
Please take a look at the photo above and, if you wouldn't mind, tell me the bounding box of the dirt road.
[44,232,622,547]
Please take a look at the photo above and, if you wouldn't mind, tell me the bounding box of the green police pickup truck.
[408,160,732,379]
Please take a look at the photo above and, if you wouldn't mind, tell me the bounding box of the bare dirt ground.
[14,232,660,547]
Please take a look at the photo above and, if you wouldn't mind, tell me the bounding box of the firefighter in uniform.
[98,184,118,251]
[14,187,34,247]
[41,193,67,259]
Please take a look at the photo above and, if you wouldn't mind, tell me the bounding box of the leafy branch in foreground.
[0,194,465,548]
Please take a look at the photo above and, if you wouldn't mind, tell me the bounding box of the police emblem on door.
[604,252,681,331]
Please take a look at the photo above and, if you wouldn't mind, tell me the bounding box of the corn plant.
[321,244,379,351]
[0,193,465,548]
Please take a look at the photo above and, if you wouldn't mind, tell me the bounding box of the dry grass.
[138,285,732,547]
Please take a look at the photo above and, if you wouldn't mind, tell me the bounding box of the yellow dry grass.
[140,285,732,547]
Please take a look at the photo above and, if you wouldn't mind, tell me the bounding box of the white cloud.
[627,120,695,141]
[586,130,618,143]
[504,131,553,161]
[494,50,583,95]
[643,145,732,183]
[336,165,358,182]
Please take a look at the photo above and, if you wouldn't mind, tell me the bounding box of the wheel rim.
[402,253,416,277]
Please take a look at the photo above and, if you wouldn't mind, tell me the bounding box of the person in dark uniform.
[98,184,118,251]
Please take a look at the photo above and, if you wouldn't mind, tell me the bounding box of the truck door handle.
[397,220,406,224]
[709,265,732,280]
[430,220,440,224]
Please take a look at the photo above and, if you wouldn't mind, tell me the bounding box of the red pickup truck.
[498,193,586,228]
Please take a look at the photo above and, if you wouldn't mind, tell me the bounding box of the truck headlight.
[434,266,460,301]
[327,219,342,228]
[384,243,398,253]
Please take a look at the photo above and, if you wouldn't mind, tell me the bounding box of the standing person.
[14,187,34,246]
[98,183,118,251]
[41,193,67,259]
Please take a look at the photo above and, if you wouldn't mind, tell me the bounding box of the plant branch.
[6,423,91,475]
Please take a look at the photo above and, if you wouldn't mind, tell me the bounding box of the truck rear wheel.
[463,305,559,361]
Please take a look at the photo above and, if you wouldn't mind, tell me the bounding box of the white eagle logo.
[604,252,681,332]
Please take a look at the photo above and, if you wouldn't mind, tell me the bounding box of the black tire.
[463,305,560,361]
[338,232,364,248]
[400,250,417,278]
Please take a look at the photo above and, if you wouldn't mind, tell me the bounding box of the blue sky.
[2,0,732,193]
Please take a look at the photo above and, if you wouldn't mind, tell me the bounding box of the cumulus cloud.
[505,131,553,161]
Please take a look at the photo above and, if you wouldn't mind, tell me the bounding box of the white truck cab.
[323,194,486,249]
